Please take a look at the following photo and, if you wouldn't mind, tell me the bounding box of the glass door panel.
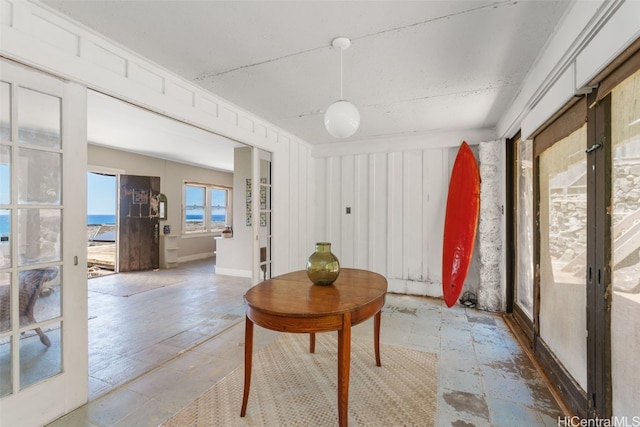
[539,124,588,389]
[610,67,640,417]
[259,157,272,280]
[611,68,640,293]
[17,87,61,148]
[0,272,10,397]
[515,138,534,319]
[19,320,62,389]
[0,82,9,140]
[16,147,61,204]
[1,145,10,269]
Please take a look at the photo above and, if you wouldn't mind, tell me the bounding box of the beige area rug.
[162,333,438,426]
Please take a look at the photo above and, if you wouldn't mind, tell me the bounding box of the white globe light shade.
[324,100,360,138]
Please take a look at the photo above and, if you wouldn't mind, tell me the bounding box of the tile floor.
[46,259,565,426]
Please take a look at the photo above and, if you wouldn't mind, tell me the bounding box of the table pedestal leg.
[309,332,316,353]
[374,310,382,367]
[240,316,254,417]
[337,312,351,427]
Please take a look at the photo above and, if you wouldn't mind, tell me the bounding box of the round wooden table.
[240,268,388,427]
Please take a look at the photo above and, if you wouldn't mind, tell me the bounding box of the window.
[210,188,227,230]
[610,64,640,419]
[538,123,588,391]
[514,137,534,321]
[184,183,230,234]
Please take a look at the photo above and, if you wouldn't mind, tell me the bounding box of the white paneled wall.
[314,146,484,298]
[272,138,316,276]
[369,153,388,274]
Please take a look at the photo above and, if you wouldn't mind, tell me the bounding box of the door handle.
[585,144,602,154]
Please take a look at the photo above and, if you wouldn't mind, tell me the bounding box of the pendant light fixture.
[324,37,360,139]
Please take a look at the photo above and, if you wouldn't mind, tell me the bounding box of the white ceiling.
[43,0,571,169]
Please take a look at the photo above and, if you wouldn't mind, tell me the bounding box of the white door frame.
[88,165,124,273]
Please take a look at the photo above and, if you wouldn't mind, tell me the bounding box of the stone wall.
[477,141,504,311]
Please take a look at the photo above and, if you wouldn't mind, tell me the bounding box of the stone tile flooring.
[46,259,565,426]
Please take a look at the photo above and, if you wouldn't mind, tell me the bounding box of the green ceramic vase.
[306,242,340,285]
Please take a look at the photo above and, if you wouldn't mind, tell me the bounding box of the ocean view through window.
[87,214,116,225]
[184,183,230,234]
[0,213,8,236]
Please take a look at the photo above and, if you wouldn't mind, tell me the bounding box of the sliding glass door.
[510,47,639,418]
[514,138,534,322]
[610,67,640,418]
[538,124,589,391]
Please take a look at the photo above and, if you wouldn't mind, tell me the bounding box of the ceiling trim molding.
[312,128,496,158]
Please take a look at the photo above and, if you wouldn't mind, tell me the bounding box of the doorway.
[87,172,117,277]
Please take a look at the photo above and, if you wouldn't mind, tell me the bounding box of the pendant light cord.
[340,47,343,100]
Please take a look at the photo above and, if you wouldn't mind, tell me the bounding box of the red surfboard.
[442,141,480,308]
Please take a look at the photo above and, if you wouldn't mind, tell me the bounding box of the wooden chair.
[0,267,58,347]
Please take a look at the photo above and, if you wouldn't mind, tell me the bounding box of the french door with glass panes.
[0,59,88,426]
[252,148,272,284]
[518,49,640,419]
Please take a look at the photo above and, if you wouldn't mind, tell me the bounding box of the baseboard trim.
[215,267,251,278]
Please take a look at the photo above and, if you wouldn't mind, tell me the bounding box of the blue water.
[0,214,7,235]
[188,214,227,222]
[0,213,227,234]
[88,214,116,225]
